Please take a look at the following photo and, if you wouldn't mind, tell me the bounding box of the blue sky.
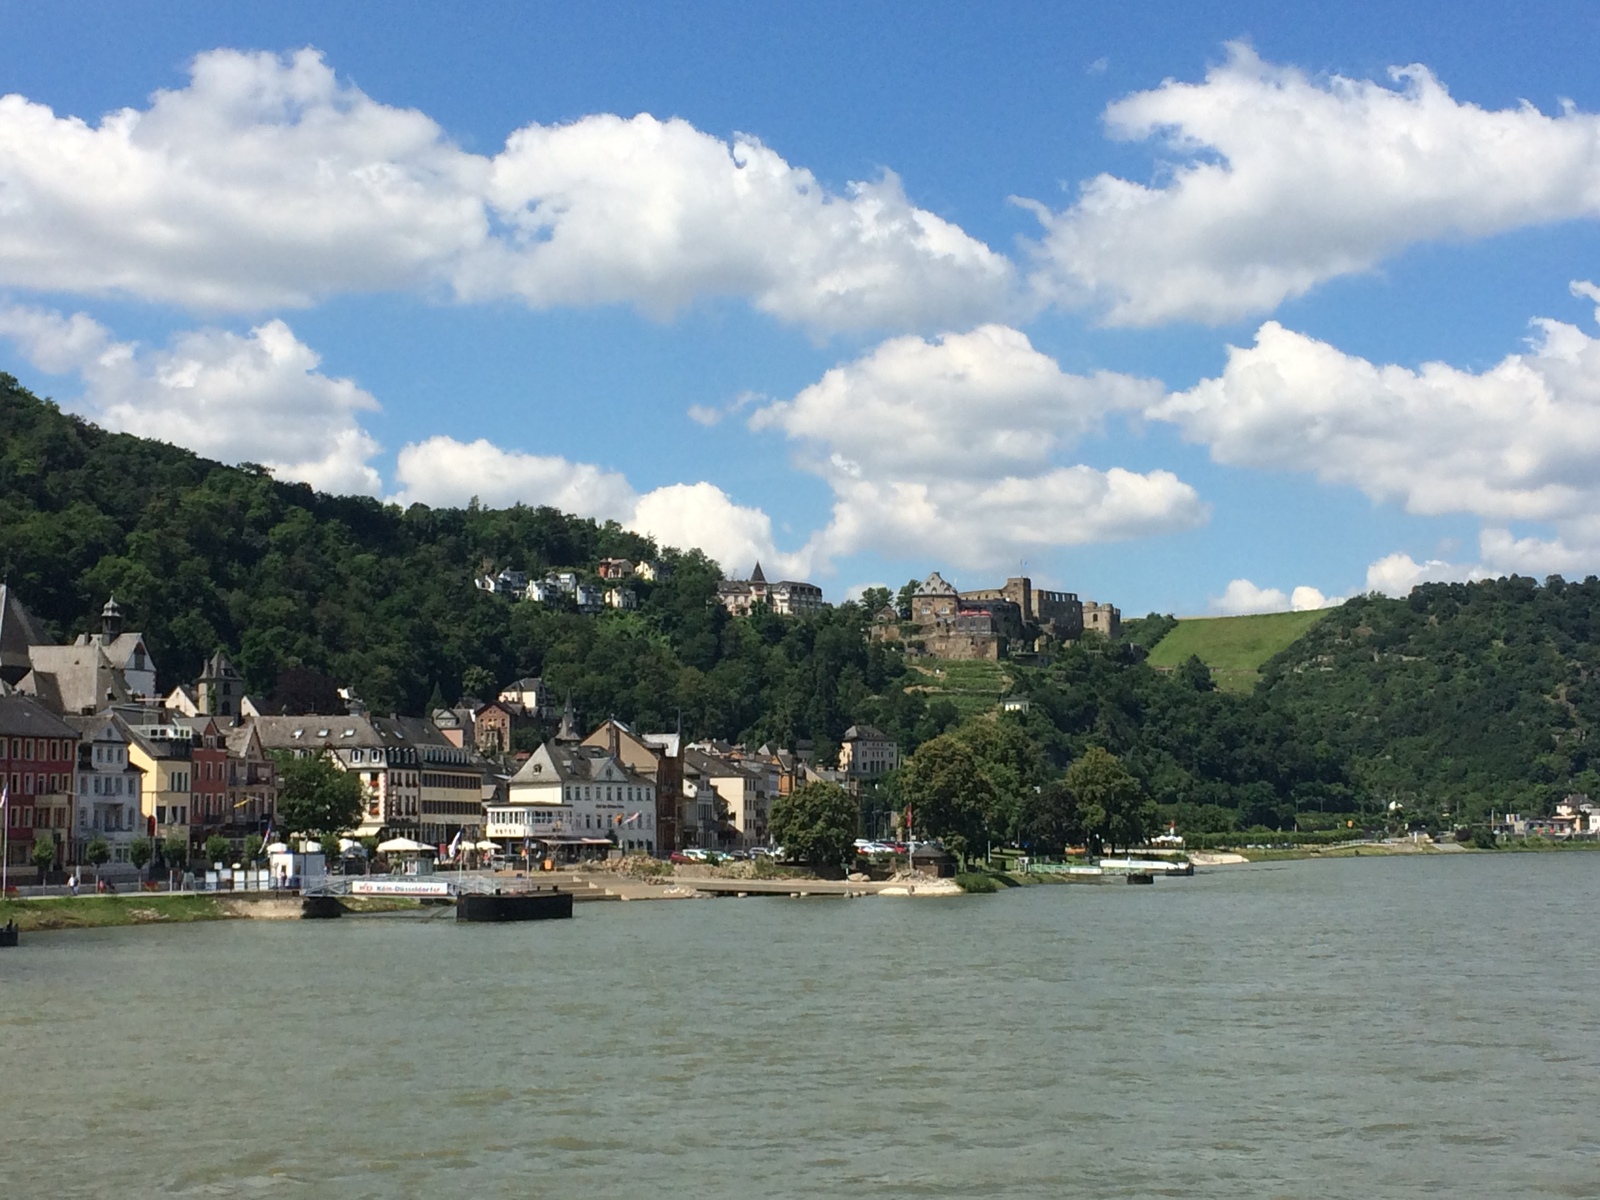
[4,2,1600,615]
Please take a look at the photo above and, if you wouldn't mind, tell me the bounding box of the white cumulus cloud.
[389,437,812,579]
[1154,316,1600,525]
[0,305,383,493]
[389,436,636,519]
[0,48,1012,333]
[1027,45,1600,325]
[628,482,812,580]
[1211,579,1336,615]
[751,324,1208,569]
[1159,304,1600,585]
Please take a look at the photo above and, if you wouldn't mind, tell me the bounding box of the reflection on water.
[4,854,1600,1198]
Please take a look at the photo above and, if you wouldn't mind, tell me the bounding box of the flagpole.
[2,784,10,896]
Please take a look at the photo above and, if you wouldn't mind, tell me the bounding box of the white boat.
[1097,856,1194,875]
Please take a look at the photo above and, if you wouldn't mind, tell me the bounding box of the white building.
[840,725,899,778]
[68,713,145,862]
[249,715,420,840]
[491,740,658,856]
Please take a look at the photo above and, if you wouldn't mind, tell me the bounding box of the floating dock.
[456,890,574,922]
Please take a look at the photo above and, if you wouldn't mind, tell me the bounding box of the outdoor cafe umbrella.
[474,840,498,851]
[375,836,433,854]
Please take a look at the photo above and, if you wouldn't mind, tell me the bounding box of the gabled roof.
[750,561,766,583]
[249,714,384,750]
[509,741,651,788]
[916,571,958,596]
[22,644,132,715]
[0,693,76,739]
[0,584,51,684]
[77,630,149,671]
[842,724,891,742]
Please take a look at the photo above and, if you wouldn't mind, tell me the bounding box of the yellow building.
[124,722,193,850]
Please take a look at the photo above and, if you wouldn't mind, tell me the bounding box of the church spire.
[555,692,581,743]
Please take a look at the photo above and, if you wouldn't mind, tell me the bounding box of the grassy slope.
[907,659,1013,717]
[1144,610,1332,693]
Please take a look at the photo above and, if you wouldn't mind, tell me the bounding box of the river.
[3,853,1598,1198]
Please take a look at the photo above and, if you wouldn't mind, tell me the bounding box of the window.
[24,739,34,760]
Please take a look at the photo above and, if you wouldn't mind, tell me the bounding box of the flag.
[447,829,462,858]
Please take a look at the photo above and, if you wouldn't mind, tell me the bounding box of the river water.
[3,854,1599,1199]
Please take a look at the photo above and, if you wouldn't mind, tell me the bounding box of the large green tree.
[767,781,857,871]
[273,753,366,841]
[899,734,996,864]
[1067,746,1150,854]
[1017,779,1082,857]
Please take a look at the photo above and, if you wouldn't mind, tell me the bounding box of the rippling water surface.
[4,853,1600,1198]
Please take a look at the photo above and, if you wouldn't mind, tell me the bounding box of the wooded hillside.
[7,371,1599,827]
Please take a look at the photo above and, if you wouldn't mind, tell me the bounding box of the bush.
[954,872,998,893]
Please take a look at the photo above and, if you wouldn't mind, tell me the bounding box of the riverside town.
[8,9,1600,1191]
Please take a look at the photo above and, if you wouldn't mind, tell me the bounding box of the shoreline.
[5,843,1593,934]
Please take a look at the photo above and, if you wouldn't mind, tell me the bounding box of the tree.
[952,720,1048,846]
[899,734,996,865]
[859,586,892,615]
[30,833,56,875]
[895,579,921,619]
[768,781,857,872]
[204,834,231,864]
[84,835,110,880]
[128,836,153,878]
[265,666,344,715]
[162,831,189,869]
[242,833,264,864]
[460,664,496,700]
[1067,746,1150,854]
[274,752,365,841]
[1018,779,1082,857]
[1177,654,1215,692]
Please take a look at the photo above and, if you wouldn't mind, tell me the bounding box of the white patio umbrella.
[474,840,499,851]
[375,836,433,854]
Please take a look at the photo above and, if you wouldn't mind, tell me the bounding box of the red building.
[187,717,231,840]
[1,694,79,874]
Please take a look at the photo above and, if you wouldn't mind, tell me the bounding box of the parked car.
[669,852,694,864]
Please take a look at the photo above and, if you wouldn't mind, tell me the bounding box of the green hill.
[1144,610,1332,692]
[0,372,918,752]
